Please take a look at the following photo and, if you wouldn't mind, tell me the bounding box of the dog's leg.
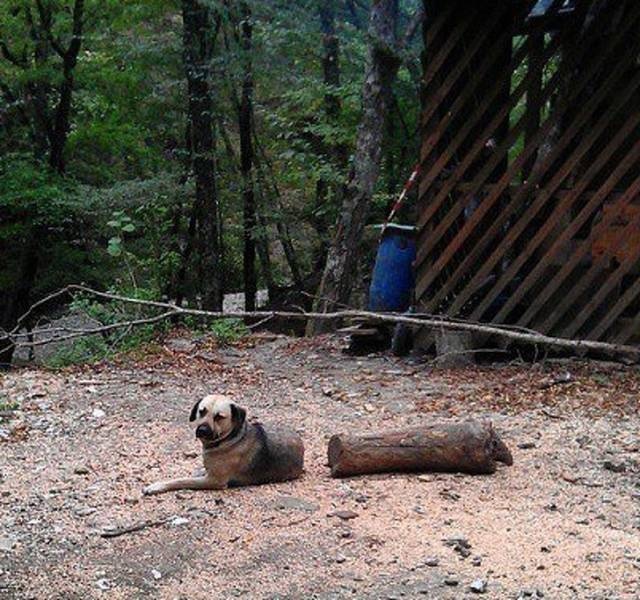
[143,476,225,496]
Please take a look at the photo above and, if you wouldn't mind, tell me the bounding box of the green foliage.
[43,335,110,370]
[208,318,249,344]
[0,396,20,412]
[1,0,423,366]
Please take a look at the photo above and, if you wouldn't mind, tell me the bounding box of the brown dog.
[143,395,304,495]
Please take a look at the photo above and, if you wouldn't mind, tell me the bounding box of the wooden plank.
[480,83,640,323]
[416,1,640,301]
[419,16,529,193]
[614,291,640,345]
[421,2,479,101]
[589,273,640,342]
[418,4,539,206]
[416,31,563,239]
[557,168,640,339]
[415,30,637,307]
[414,39,564,281]
[472,100,640,325]
[428,34,640,317]
[420,0,539,143]
[522,169,640,334]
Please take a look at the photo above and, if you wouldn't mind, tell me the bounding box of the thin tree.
[307,0,401,334]
[312,0,347,271]
[237,1,257,311]
[181,0,224,311]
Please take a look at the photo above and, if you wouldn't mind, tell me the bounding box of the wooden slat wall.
[417,0,640,345]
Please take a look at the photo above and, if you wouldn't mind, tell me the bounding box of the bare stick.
[1,284,639,360]
[99,517,171,539]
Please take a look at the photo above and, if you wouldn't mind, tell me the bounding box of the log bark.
[327,421,513,477]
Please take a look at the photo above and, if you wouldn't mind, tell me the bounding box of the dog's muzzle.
[195,423,214,440]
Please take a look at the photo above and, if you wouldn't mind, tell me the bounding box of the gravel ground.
[0,333,638,599]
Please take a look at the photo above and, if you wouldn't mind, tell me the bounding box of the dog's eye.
[199,408,208,417]
[214,413,225,422]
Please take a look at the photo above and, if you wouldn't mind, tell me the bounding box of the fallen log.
[327,421,513,478]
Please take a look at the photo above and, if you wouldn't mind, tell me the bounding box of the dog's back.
[230,423,304,486]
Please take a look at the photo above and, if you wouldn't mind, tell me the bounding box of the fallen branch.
[1,284,639,361]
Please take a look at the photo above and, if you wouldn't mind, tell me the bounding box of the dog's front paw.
[143,482,166,496]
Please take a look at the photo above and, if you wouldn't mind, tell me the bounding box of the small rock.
[74,465,90,475]
[74,506,96,517]
[417,474,434,483]
[517,442,536,449]
[586,552,603,563]
[91,408,105,419]
[183,450,199,459]
[0,535,16,552]
[96,578,110,591]
[469,579,487,594]
[151,569,162,580]
[329,510,358,520]
[170,516,190,527]
[440,489,460,501]
[124,496,139,505]
[444,536,471,558]
[444,577,459,586]
[334,555,347,564]
[269,495,319,513]
[471,556,482,566]
[603,460,626,473]
[424,557,439,567]
[444,536,470,549]
[166,338,195,353]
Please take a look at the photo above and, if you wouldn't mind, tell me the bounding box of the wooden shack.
[416,0,640,345]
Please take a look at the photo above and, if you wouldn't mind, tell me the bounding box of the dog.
[143,394,304,495]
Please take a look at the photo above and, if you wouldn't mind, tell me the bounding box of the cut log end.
[328,420,513,478]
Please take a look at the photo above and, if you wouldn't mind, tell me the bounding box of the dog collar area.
[203,422,248,452]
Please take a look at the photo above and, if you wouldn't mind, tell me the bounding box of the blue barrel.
[368,225,416,312]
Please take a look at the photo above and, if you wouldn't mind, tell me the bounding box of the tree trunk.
[182,0,224,311]
[307,0,400,335]
[312,0,346,272]
[253,127,304,288]
[48,0,84,174]
[327,421,513,477]
[0,233,39,368]
[238,2,257,311]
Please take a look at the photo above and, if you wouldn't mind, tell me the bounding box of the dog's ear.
[231,403,247,427]
[189,399,201,422]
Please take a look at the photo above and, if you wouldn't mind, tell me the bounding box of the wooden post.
[327,420,513,478]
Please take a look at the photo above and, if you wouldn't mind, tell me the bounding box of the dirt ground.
[0,333,639,599]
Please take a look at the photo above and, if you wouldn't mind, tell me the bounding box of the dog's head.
[189,394,247,445]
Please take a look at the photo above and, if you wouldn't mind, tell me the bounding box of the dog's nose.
[195,423,213,439]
